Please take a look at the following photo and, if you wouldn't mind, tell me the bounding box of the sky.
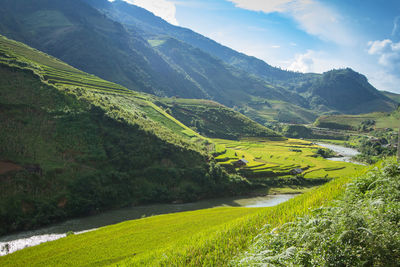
[118,0,400,93]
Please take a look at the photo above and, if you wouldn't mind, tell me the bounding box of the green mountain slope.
[89,0,396,115]
[315,106,400,131]
[0,34,251,235]
[382,91,400,103]
[0,0,209,99]
[0,0,395,125]
[155,98,280,140]
[305,68,396,114]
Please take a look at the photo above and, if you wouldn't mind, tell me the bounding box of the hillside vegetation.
[0,34,251,235]
[237,159,400,266]
[85,0,396,117]
[155,98,280,140]
[315,107,400,131]
[0,0,395,126]
[0,159,366,266]
[213,138,363,185]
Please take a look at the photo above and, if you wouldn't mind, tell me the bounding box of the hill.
[0,34,253,235]
[155,98,280,140]
[86,0,396,116]
[382,91,400,103]
[0,0,395,125]
[315,107,400,131]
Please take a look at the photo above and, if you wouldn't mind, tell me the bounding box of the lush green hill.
[239,160,399,266]
[0,158,365,266]
[0,34,252,235]
[382,90,400,103]
[155,98,280,140]
[87,0,396,116]
[0,0,395,126]
[306,68,395,114]
[0,0,209,99]
[315,107,400,131]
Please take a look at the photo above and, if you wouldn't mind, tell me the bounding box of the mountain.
[0,34,264,235]
[382,91,400,104]
[87,0,396,115]
[155,98,279,140]
[0,0,396,125]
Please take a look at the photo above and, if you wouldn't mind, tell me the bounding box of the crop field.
[213,138,363,180]
[0,207,261,266]
[316,111,400,130]
[0,162,368,267]
[0,34,200,140]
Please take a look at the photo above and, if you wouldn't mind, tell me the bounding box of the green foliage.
[0,160,367,266]
[213,138,362,184]
[1,0,395,126]
[281,124,314,138]
[315,107,400,131]
[0,35,250,235]
[237,159,400,266]
[0,207,261,266]
[156,98,280,140]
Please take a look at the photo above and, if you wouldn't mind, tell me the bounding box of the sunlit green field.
[0,207,261,266]
[214,138,362,180]
[0,138,367,267]
[316,111,400,130]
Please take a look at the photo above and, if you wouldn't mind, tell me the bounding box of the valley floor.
[0,138,365,266]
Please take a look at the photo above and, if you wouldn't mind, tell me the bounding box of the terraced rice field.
[213,138,362,180]
[0,34,199,139]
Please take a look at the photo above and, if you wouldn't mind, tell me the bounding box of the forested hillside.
[0,35,252,235]
[0,0,395,125]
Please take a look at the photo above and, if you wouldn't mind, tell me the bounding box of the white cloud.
[227,0,355,46]
[368,39,400,70]
[271,45,281,48]
[287,50,347,73]
[115,0,179,25]
[288,50,315,72]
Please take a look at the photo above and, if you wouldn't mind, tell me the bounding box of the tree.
[397,125,400,162]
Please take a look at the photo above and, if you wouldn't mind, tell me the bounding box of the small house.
[234,158,249,167]
[290,168,303,175]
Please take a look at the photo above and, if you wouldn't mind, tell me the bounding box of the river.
[0,193,297,256]
[316,142,361,164]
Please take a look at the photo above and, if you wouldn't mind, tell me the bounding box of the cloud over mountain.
[227,0,354,45]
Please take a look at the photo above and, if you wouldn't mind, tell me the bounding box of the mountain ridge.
[0,0,396,125]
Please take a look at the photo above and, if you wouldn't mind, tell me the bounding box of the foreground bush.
[237,159,400,266]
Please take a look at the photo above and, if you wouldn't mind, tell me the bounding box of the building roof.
[238,158,249,164]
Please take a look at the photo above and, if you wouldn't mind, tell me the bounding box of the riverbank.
[0,193,298,256]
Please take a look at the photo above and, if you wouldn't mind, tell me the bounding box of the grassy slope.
[0,35,199,140]
[382,91,400,103]
[0,34,255,235]
[0,137,366,266]
[0,162,366,266]
[156,98,280,139]
[0,207,261,266]
[315,108,400,131]
[213,138,363,181]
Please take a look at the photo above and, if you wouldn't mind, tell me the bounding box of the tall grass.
[118,166,367,266]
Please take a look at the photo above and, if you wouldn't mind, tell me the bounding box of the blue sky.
[121,0,400,93]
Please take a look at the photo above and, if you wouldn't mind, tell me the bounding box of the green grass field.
[0,164,367,267]
[0,139,367,266]
[0,207,261,266]
[316,110,400,131]
[214,138,363,180]
[0,34,202,141]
